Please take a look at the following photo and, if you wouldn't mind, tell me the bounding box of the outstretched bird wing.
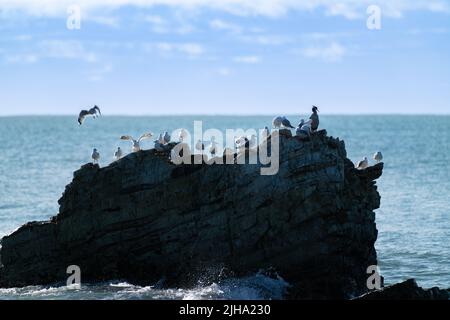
[88,106,101,116]
[93,105,101,116]
[120,135,134,141]
[78,110,89,125]
[138,132,153,142]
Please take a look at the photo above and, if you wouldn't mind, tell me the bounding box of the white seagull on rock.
[195,139,205,152]
[114,147,123,160]
[373,152,383,163]
[248,134,257,148]
[356,157,369,170]
[296,119,312,137]
[272,116,283,129]
[78,105,101,125]
[262,126,270,139]
[120,132,153,152]
[178,129,188,142]
[92,148,100,164]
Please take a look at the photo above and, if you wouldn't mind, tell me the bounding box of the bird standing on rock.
[120,133,153,152]
[272,116,283,129]
[195,139,205,152]
[281,116,295,129]
[92,148,100,164]
[296,119,312,137]
[78,105,101,125]
[178,129,188,142]
[262,126,270,139]
[373,152,383,163]
[356,157,369,170]
[310,106,319,132]
[209,141,218,156]
[163,131,171,144]
[114,147,123,160]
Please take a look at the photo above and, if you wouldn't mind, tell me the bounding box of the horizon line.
[1,113,450,117]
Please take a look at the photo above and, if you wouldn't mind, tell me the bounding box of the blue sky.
[0,0,449,115]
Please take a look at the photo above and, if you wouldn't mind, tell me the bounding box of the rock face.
[356,279,450,300]
[0,130,383,299]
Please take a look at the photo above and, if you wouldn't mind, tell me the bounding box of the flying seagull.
[373,152,383,163]
[92,148,100,164]
[78,105,101,125]
[120,132,153,152]
[356,157,369,170]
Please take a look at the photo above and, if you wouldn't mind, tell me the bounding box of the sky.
[0,0,449,115]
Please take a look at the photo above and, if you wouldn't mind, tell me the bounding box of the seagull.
[272,116,283,129]
[195,139,205,152]
[373,152,383,163]
[281,116,295,129]
[156,133,164,144]
[209,141,218,156]
[120,132,153,152]
[163,131,171,144]
[356,157,369,170]
[235,136,250,150]
[310,106,319,132]
[92,148,100,164]
[78,105,101,125]
[114,147,123,160]
[296,119,312,137]
[178,129,188,142]
[262,126,270,139]
[248,134,257,148]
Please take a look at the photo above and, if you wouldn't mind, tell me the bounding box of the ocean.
[0,115,449,299]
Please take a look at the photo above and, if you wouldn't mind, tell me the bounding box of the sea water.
[0,115,449,299]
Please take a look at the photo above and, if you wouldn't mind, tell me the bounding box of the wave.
[0,272,290,300]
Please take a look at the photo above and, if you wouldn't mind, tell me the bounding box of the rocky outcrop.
[356,279,450,300]
[0,130,383,299]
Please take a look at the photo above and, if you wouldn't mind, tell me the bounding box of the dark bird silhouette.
[78,105,101,125]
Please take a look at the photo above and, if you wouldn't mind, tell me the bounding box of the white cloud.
[5,54,38,64]
[210,19,242,33]
[89,15,120,28]
[233,55,262,64]
[239,34,293,46]
[14,34,33,41]
[87,64,113,82]
[301,42,346,62]
[0,0,448,20]
[38,40,97,62]
[146,42,204,57]
[217,67,232,76]
[143,14,194,34]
